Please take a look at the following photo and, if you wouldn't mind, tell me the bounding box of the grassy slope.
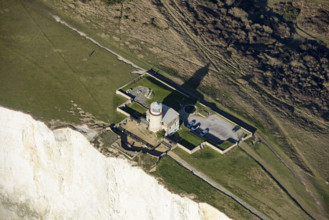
[1,0,327,218]
[0,0,135,123]
[245,141,318,213]
[153,156,257,220]
[173,146,310,220]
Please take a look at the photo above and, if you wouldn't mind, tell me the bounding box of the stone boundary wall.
[115,73,253,155]
[203,141,237,154]
[117,73,146,91]
[145,73,189,97]
[176,143,201,154]
[176,140,239,155]
[190,145,202,154]
[241,133,252,142]
[197,102,252,138]
[115,89,132,100]
[116,107,131,117]
[117,72,189,98]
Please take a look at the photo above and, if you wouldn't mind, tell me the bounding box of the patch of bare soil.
[294,1,329,37]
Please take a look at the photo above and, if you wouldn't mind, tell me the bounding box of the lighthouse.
[147,101,164,132]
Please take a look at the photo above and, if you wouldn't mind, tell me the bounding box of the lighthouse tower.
[147,101,163,132]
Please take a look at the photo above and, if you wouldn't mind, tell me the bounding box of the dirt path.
[159,0,231,74]
[239,142,315,219]
[167,151,269,220]
[52,15,145,72]
[159,1,325,216]
[255,135,326,219]
[50,9,325,218]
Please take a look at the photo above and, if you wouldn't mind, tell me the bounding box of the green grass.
[173,125,204,150]
[250,141,319,215]
[156,130,165,139]
[195,101,215,117]
[123,76,173,105]
[173,146,310,220]
[127,102,147,116]
[153,156,257,220]
[123,75,193,111]
[217,141,234,150]
[3,0,325,218]
[0,0,135,123]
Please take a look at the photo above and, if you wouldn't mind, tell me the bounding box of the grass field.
[153,156,257,220]
[0,0,135,123]
[173,146,310,220]
[2,0,327,218]
[248,141,318,212]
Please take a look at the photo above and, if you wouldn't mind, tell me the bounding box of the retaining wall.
[116,89,132,100]
[116,107,131,117]
[114,71,253,155]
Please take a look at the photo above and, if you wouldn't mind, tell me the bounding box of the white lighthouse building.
[147,101,164,132]
[146,101,179,136]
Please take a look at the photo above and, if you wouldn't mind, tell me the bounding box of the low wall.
[197,141,238,154]
[145,73,189,97]
[222,143,238,154]
[116,89,132,100]
[176,139,239,155]
[117,73,145,91]
[190,145,202,154]
[176,143,201,154]
[241,133,252,142]
[203,142,224,154]
[116,107,131,117]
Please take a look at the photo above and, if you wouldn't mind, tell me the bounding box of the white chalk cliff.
[0,107,230,220]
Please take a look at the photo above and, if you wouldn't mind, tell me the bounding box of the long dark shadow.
[148,65,256,133]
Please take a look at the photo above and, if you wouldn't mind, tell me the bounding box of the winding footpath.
[167,151,269,220]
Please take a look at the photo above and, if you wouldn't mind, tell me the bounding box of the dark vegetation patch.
[177,0,329,122]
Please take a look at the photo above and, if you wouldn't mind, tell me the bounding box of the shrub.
[156,130,165,139]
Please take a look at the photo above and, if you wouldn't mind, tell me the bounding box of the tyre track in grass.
[41,1,325,217]
[240,142,315,220]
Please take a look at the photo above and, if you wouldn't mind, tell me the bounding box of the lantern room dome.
[149,101,163,116]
